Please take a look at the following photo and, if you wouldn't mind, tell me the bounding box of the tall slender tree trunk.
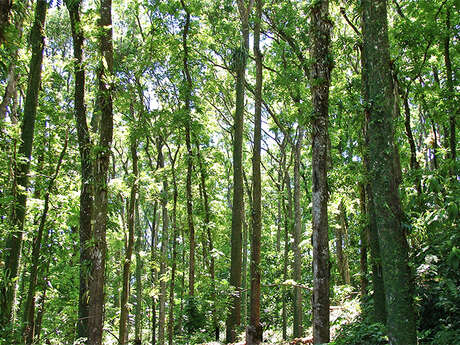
[149,202,159,345]
[196,143,219,340]
[362,1,416,343]
[88,0,114,343]
[293,127,304,338]
[247,0,263,343]
[119,134,138,345]
[358,184,368,299]
[65,1,93,340]
[310,0,332,342]
[283,170,293,340]
[167,145,179,345]
[134,204,142,345]
[158,140,168,345]
[443,8,456,170]
[180,0,196,298]
[226,0,252,341]
[23,135,68,344]
[335,201,350,285]
[0,0,47,334]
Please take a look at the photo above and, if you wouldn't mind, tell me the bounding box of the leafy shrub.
[331,318,388,345]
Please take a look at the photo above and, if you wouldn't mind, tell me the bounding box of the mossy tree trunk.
[362,0,416,343]
[0,0,47,335]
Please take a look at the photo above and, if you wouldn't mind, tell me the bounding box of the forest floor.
[198,296,361,345]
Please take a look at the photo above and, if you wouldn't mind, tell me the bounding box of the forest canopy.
[0,0,458,345]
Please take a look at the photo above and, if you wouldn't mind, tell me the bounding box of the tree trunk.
[65,0,93,340]
[358,184,368,299]
[0,0,12,44]
[23,134,68,344]
[196,143,219,340]
[247,0,263,342]
[292,127,304,338]
[149,202,159,345]
[167,145,179,345]
[226,0,251,341]
[0,0,47,333]
[336,201,350,285]
[158,140,168,345]
[134,201,142,345]
[283,170,293,340]
[180,0,196,298]
[88,0,114,343]
[362,1,416,343]
[119,134,138,345]
[310,0,332,342]
[443,8,456,170]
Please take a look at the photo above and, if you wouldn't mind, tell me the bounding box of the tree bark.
[196,143,219,340]
[443,8,456,170]
[247,0,263,342]
[293,127,304,338]
[167,144,179,345]
[310,0,332,342]
[362,1,416,343]
[88,0,114,343]
[65,0,93,340]
[226,0,252,341]
[119,133,138,345]
[180,0,196,298]
[336,201,350,285]
[158,140,168,345]
[0,0,47,333]
[358,184,368,299]
[0,0,12,44]
[23,134,68,345]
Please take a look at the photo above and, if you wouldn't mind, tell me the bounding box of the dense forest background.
[0,0,458,344]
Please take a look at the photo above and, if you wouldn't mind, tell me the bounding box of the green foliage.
[332,318,388,345]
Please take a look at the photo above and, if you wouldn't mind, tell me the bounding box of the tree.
[0,0,47,335]
[247,0,262,343]
[226,0,253,342]
[310,0,333,343]
[362,0,416,344]
[87,0,114,343]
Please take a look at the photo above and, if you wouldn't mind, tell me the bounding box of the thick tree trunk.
[0,0,12,44]
[23,135,68,344]
[293,127,304,338]
[310,0,332,342]
[119,135,138,345]
[65,1,93,340]
[0,0,47,333]
[226,0,251,341]
[362,1,416,344]
[88,0,114,343]
[247,0,263,342]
